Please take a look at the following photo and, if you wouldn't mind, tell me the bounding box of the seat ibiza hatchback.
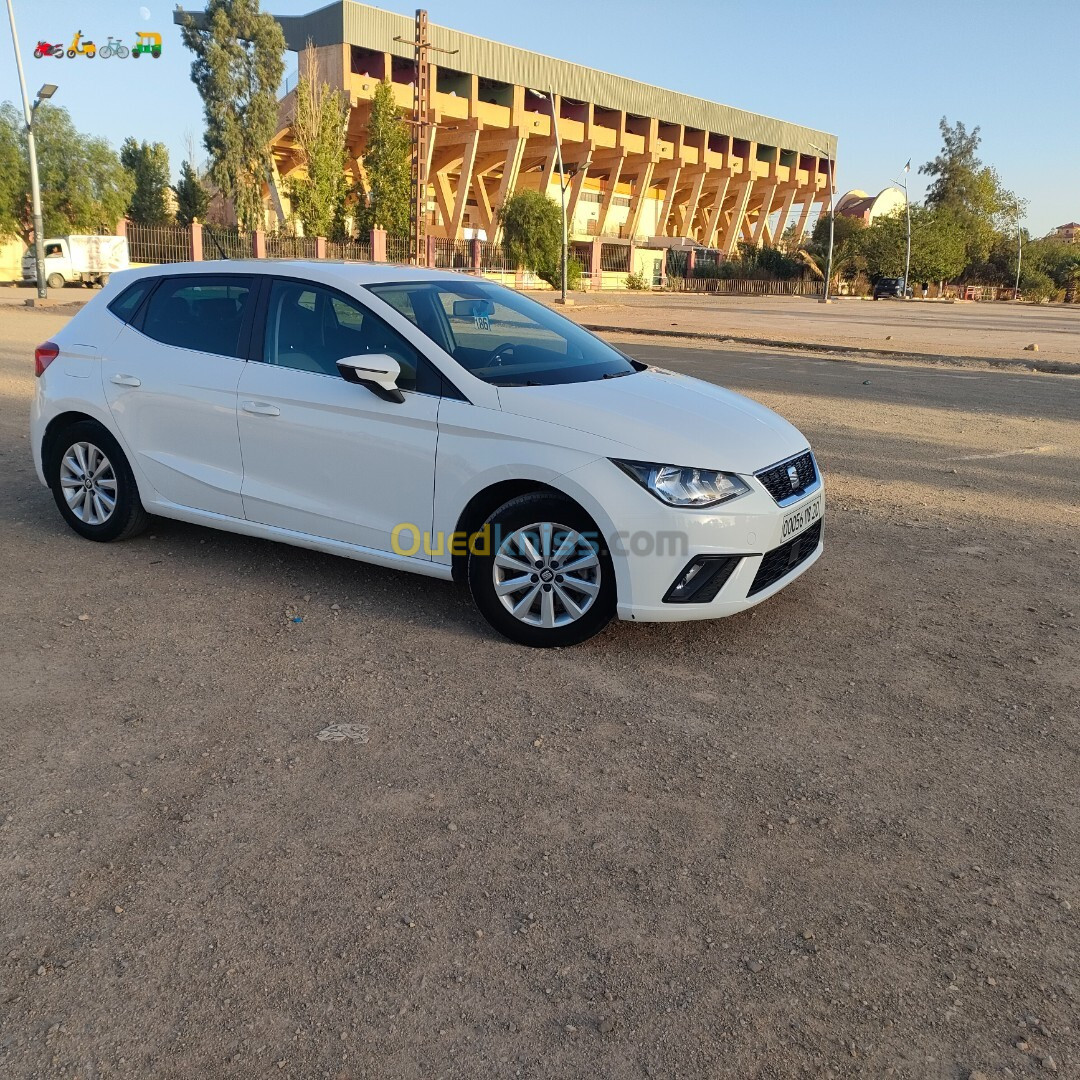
[31,262,823,647]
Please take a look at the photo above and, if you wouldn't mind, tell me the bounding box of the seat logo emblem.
[787,465,800,489]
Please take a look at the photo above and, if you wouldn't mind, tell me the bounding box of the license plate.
[780,493,822,541]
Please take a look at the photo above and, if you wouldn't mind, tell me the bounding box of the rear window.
[107,280,153,324]
[140,275,254,357]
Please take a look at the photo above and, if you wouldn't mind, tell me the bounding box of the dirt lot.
[545,292,1080,370]
[1,305,1077,1079]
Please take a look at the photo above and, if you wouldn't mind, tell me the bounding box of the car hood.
[495,368,808,474]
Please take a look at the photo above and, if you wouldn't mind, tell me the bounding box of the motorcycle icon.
[33,40,64,59]
[132,31,161,58]
[67,30,96,58]
[98,36,130,59]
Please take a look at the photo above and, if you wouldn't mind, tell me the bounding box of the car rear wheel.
[48,421,148,542]
[468,492,615,647]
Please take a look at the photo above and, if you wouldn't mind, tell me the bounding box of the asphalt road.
[1,308,1077,1079]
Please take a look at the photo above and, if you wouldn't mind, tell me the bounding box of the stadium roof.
[175,1,835,157]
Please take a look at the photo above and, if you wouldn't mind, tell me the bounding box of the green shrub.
[625,270,649,290]
[1020,268,1058,304]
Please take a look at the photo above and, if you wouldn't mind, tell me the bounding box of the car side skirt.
[144,499,456,581]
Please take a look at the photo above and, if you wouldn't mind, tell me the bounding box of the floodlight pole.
[6,0,48,298]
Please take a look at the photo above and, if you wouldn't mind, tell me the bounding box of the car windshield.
[365,279,638,387]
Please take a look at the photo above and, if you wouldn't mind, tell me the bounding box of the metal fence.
[265,232,318,260]
[666,276,824,297]
[325,237,373,262]
[477,240,511,274]
[434,237,472,269]
[127,223,192,264]
[385,236,411,264]
[202,225,252,261]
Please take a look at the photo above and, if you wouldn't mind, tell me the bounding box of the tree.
[287,44,350,238]
[0,101,133,241]
[0,106,21,238]
[805,213,866,286]
[498,190,565,287]
[179,0,285,230]
[120,138,173,224]
[920,118,1019,269]
[860,206,966,285]
[356,81,411,238]
[173,160,210,226]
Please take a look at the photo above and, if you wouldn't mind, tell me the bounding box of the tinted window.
[141,276,253,357]
[262,279,435,394]
[107,280,152,324]
[365,280,637,387]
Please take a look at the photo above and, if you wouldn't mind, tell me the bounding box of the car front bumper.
[558,455,825,623]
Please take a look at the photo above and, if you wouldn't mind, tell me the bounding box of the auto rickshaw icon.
[132,31,162,58]
[67,30,96,58]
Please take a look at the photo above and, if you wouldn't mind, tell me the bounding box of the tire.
[99,45,112,59]
[467,492,615,647]
[46,273,64,290]
[116,46,129,58]
[47,420,148,543]
[33,47,44,58]
[67,49,76,58]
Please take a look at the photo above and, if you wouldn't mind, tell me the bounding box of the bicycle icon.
[98,36,130,59]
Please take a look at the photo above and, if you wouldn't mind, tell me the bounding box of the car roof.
[113,259,480,291]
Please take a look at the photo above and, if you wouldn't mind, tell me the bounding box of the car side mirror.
[337,353,405,404]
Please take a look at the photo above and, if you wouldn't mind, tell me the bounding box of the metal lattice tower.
[410,9,431,267]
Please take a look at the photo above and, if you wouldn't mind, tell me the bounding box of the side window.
[107,280,153,324]
[140,275,254,358]
[263,279,435,394]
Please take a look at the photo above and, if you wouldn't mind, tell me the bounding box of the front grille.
[755,451,817,504]
[748,521,822,596]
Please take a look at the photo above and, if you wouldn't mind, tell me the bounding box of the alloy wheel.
[60,441,117,525]
[492,521,601,628]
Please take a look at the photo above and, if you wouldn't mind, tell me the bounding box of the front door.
[236,278,440,554]
[102,273,255,518]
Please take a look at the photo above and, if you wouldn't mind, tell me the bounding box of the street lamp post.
[529,89,573,303]
[6,0,55,299]
[1014,202,1023,301]
[891,161,912,299]
[811,139,836,302]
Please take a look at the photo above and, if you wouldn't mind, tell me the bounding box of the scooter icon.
[67,30,96,58]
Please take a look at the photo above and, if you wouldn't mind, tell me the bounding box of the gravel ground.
[1,307,1077,1080]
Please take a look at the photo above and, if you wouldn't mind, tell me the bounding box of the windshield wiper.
[490,379,541,387]
[602,369,635,379]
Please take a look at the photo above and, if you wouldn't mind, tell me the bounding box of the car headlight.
[613,459,750,508]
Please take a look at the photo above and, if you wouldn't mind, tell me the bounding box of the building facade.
[177,2,836,253]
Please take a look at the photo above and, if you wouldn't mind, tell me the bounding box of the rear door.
[236,277,440,553]
[102,273,255,517]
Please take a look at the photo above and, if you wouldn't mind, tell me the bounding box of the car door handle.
[110,373,141,387]
[242,401,280,417]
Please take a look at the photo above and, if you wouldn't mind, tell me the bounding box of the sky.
[3,0,1077,236]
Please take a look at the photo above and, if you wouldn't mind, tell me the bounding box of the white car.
[30,261,823,647]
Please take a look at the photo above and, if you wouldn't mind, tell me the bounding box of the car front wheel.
[468,492,616,647]
[47,420,148,542]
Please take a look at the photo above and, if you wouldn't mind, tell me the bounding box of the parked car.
[22,235,129,290]
[30,263,824,646]
[872,277,913,300]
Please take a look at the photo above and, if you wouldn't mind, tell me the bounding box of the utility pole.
[6,0,49,299]
[396,10,456,268]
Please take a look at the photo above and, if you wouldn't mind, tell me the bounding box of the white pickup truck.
[22,235,130,290]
